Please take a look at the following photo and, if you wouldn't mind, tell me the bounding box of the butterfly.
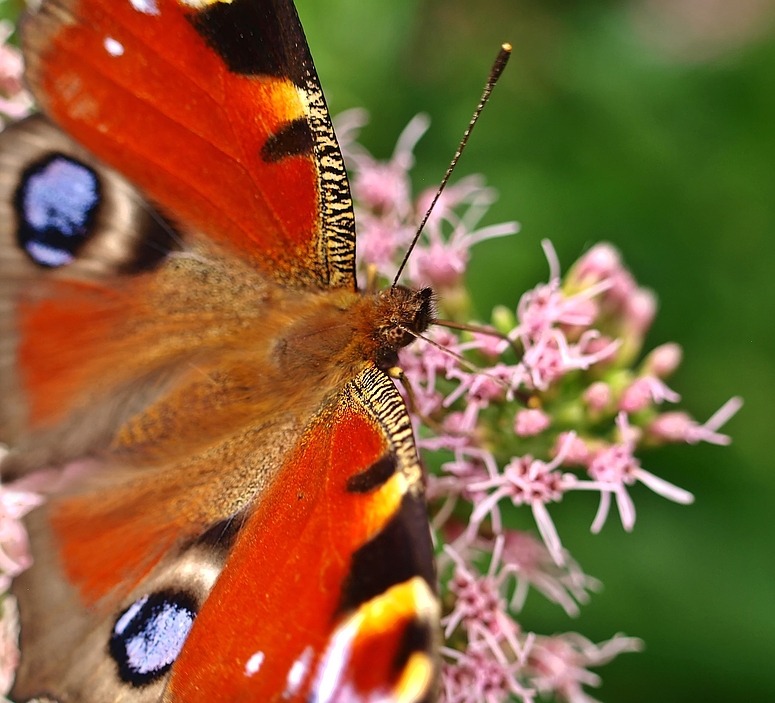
[0,0,440,701]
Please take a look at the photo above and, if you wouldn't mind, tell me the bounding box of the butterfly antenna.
[392,42,512,288]
[434,318,522,356]
[397,325,511,391]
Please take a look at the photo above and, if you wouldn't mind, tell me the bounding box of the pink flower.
[0,22,23,92]
[339,109,519,294]
[441,540,527,660]
[410,219,517,289]
[399,328,467,417]
[553,433,594,467]
[648,396,743,445]
[0,476,44,592]
[410,176,519,289]
[415,174,493,231]
[585,413,694,532]
[565,243,657,348]
[0,20,33,125]
[527,633,643,703]
[353,160,412,215]
[467,329,509,359]
[467,437,583,565]
[621,287,657,337]
[520,329,620,391]
[497,530,601,617]
[513,241,611,345]
[444,364,514,408]
[401,328,462,384]
[514,408,551,437]
[441,646,535,703]
[437,364,523,437]
[601,266,638,313]
[347,112,428,218]
[583,382,611,413]
[356,213,413,276]
[338,111,429,284]
[643,342,683,378]
[428,446,499,530]
[566,243,624,290]
[619,375,680,413]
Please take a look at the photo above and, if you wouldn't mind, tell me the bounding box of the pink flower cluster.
[0,21,32,127]
[436,535,641,703]
[340,110,741,702]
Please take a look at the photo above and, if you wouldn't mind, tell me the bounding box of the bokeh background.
[291,0,773,701]
[3,0,772,700]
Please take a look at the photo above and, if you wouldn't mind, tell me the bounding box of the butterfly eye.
[14,153,101,267]
[109,591,198,687]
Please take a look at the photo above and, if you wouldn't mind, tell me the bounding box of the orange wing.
[167,366,438,702]
[22,0,356,289]
[10,366,439,703]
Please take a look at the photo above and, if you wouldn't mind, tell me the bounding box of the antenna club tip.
[501,42,513,53]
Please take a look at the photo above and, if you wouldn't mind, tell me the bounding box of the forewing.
[22,0,356,289]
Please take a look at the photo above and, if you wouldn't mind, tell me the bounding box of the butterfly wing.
[22,0,356,289]
[166,366,438,702]
[11,367,438,703]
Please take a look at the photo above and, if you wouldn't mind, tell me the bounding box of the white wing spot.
[245,651,265,677]
[284,646,314,699]
[129,0,160,14]
[310,619,360,703]
[104,37,124,57]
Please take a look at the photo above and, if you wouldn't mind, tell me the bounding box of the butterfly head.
[370,285,435,370]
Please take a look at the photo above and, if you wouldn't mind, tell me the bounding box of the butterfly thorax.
[273,283,434,383]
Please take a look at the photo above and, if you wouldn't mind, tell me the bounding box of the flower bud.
[514,408,551,437]
[648,411,694,443]
[643,343,683,378]
[566,242,622,291]
[584,382,611,413]
[553,432,593,466]
[619,378,653,413]
[623,287,657,338]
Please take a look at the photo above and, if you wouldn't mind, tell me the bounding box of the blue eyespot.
[14,154,100,267]
[110,591,197,686]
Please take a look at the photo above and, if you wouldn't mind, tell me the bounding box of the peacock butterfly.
[0,0,440,701]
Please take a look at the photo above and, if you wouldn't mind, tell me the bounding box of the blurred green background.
[291,0,773,701]
[4,0,772,700]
